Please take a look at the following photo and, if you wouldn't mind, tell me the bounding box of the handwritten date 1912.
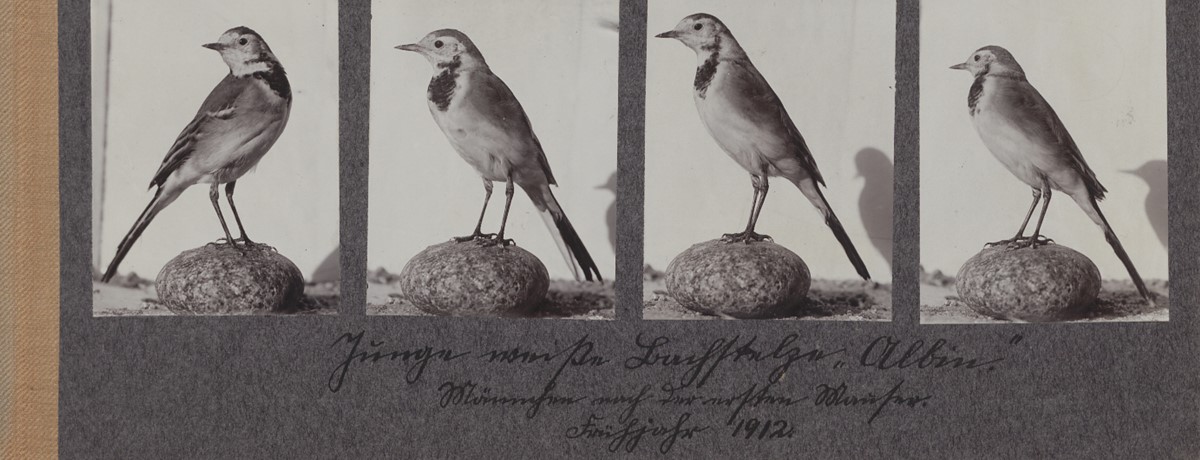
[728,417,796,440]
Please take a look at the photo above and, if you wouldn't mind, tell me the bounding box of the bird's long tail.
[523,183,603,282]
[797,178,871,280]
[100,186,181,283]
[1073,193,1155,306]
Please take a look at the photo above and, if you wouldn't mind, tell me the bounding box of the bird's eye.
[434,40,444,48]
[239,38,248,46]
[973,55,980,62]
[693,23,703,31]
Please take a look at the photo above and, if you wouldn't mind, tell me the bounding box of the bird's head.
[655,13,733,54]
[950,46,1025,78]
[396,29,487,70]
[203,26,279,76]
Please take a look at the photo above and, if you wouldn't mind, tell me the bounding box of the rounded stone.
[956,243,1101,322]
[399,241,549,317]
[156,243,305,315]
[665,239,811,319]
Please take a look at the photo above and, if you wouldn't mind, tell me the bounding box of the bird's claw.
[987,235,1055,250]
[1009,235,1055,249]
[452,232,496,243]
[721,231,772,244]
[476,235,515,247]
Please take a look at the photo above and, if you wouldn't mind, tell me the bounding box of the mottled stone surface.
[399,241,549,317]
[156,243,305,315]
[665,239,811,319]
[956,243,1101,322]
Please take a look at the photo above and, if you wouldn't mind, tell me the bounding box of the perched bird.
[101,26,291,283]
[656,13,871,280]
[396,29,602,282]
[950,45,1154,305]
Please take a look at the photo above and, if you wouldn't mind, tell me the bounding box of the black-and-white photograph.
[920,0,1168,323]
[90,0,340,316]
[642,1,896,320]
[367,0,618,318]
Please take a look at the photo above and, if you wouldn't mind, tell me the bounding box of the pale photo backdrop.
[645,0,897,282]
[920,0,1168,281]
[92,0,341,279]
[369,0,619,280]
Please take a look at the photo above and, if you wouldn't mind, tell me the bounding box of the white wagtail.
[950,45,1154,305]
[656,14,871,280]
[101,26,291,283]
[396,30,602,282]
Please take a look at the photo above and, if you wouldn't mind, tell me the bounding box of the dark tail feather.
[807,183,871,280]
[525,184,603,282]
[1089,196,1155,306]
[825,211,871,281]
[552,211,603,282]
[101,188,163,282]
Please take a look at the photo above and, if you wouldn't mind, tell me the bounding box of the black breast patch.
[428,58,461,111]
[694,52,719,98]
[252,67,291,99]
[968,77,984,115]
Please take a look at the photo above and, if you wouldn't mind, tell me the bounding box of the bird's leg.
[722,182,759,242]
[453,180,496,242]
[208,183,238,250]
[723,174,772,243]
[481,176,515,247]
[224,181,254,246]
[1023,185,1055,248]
[987,188,1040,247]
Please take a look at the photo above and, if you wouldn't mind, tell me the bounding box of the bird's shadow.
[1124,159,1167,249]
[855,148,893,273]
[596,171,618,255]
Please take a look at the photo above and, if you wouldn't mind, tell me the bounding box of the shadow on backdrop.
[855,148,893,273]
[596,171,618,254]
[1124,159,1168,249]
[311,245,340,284]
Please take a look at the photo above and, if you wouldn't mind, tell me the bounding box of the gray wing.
[1000,80,1107,199]
[468,70,557,185]
[725,60,825,185]
[149,73,247,188]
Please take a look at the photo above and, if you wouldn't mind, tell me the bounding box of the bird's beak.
[949,62,967,70]
[395,43,422,52]
[202,42,226,51]
[655,30,679,39]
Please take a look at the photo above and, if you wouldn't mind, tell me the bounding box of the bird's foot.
[1009,235,1055,249]
[721,231,772,244]
[984,236,1021,247]
[208,237,240,247]
[477,234,515,248]
[452,232,496,243]
[237,238,277,252]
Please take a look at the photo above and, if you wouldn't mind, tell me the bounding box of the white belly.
[694,78,777,176]
[972,108,1047,189]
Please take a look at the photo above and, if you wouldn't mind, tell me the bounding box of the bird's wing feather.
[725,60,825,185]
[149,73,250,188]
[1002,80,1107,199]
[467,70,557,185]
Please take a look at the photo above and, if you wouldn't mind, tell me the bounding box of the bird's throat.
[429,57,462,112]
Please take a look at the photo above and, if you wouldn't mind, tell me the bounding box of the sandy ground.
[367,279,614,319]
[642,266,892,321]
[919,267,1168,323]
[92,274,338,316]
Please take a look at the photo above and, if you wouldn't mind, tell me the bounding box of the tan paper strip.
[0,0,60,457]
